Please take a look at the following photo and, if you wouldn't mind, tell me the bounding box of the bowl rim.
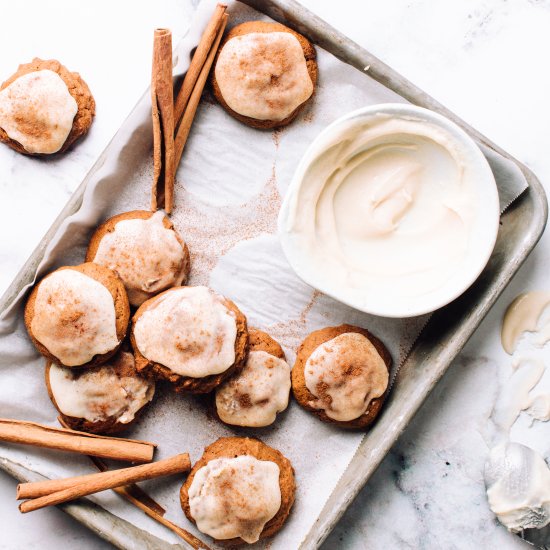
[277,102,501,318]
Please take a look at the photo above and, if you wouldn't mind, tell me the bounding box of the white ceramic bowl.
[278,103,500,318]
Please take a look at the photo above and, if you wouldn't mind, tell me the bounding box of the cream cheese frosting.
[501,291,550,354]
[280,107,498,316]
[30,269,119,367]
[215,32,313,121]
[485,443,550,532]
[48,351,154,424]
[133,286,237,378]
[215,350,291,427]
[188,456,281,543]
[304,332,388,421]
[0,69,77,154]
[92,211,188,306]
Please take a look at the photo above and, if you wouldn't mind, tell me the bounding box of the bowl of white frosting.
[278,103,499,317]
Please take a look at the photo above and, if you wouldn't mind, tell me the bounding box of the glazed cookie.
[0,58,95,155]
[215,329,291,427]
[45,345,155,435]
[86,210,191,307]
[212,21,317,129]
[24,263,130,369]
[180,437,295,545]
[292,324,391,429]
[131,286,248,393]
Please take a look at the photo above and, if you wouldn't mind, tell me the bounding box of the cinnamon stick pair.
[59,418,209,549]
[151,4,228,213]
[17,453,190,513]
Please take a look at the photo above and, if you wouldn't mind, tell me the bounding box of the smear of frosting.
[491,358,545,432]
[486,295,550,535]
[501,291,550,354]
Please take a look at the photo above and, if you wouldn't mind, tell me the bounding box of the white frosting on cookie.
[215,350,290,427]
[215,32,313,121]
[0,69,77,153]
[92,211,187,306]
[188,456,281,543]
[304,332,389,421]
[48,351,154,424]
[133,286,237,377]
[30,269,119,367]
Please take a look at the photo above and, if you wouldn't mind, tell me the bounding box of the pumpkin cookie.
[212,21,317,129]
[131,286,248,393]
[215,329,291,427]
[0,58,95,155]
[24,263,130,369]
[180,437,295,545]
[292,324,391,429]
[45,344,155,435]
[86,210,190,307]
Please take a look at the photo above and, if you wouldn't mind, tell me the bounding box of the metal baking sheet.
[0,0,546,548]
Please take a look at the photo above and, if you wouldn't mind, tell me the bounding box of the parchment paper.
[0,1,528,548]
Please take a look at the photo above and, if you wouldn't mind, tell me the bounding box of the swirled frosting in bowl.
[278,104,499,317]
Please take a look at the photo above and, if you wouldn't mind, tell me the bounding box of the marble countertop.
[1,0,549,548]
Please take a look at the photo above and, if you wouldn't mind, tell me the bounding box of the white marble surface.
[0,0,549,549]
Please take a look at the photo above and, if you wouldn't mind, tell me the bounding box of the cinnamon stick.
[0,419,155,463]
[174,13,228,167]
[174,3,227,126]
[92,453,209,549]
[151,28,176,213]
[90,456,166,517]
[55,416,166,517]
[19,453,190,513]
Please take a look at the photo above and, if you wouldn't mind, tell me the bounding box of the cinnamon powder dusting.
[173,162,281,283]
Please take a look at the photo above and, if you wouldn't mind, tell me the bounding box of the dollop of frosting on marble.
[92,211,187,306]
[133,286,237,377]
[304,332,388,421]
[215,32,313,121]
[485,442,550,532]
[0,69,77,153]
[215,350,291,427]
[31,269,119,366]
[188,456,281,543]
[48,351,154,424]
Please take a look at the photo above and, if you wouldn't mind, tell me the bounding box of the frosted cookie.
[292,324,391,429]
[215,329,291,427]
[180,437,295,545]
[212,21,317,129]
[24,263,130,369]
[131,286,248,393]
[45,345,155,435]
[86,210,191,307]
[0,58,95,155]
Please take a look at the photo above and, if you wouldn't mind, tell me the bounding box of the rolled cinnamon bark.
[151,28,176,213]
[0,418,155,463]
[174,3,227,125]
[18,453,190,513]
[174,13,228,166]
